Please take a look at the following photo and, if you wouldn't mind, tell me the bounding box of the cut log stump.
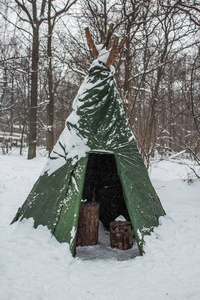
[76,202,100,247]
[110,221,133,250]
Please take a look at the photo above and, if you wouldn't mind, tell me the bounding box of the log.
[76,202,100,247]
[110,221,133,250]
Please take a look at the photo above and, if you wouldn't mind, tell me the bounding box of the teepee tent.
[12,28,165,255]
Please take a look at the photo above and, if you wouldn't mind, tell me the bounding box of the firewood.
[110,220,133,250]
[76,202,100,247]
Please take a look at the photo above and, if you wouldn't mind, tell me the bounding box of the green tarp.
[12,60,165,255]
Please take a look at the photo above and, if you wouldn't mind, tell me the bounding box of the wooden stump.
[110,221,133,250]
[76,202,100,247]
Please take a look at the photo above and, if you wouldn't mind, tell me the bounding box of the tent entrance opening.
[82,153,130,230]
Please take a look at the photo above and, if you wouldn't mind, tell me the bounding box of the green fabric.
[114,142,164,254]
[66,64,132,153]
[53,156,88,254]
[12,162,74,230]
[12,61,165,255]
[12,157,88,254]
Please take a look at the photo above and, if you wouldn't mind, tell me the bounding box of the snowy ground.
[0,149,200,300]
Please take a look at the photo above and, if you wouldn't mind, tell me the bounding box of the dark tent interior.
[82,153,131,230]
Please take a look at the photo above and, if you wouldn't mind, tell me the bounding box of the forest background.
[0,0,199,170]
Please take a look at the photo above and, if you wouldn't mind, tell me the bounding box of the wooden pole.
[85,27,99,58]
[106,36,128,68]
[103,23,114,50]
[111,36,128,65]
[105,35,119,68]
[85,26,127,68]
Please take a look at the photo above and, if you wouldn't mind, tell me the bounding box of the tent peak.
[85,26,127,68]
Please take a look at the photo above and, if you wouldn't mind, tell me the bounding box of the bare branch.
[14,0,34,28]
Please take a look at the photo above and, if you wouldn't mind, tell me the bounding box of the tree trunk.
[10,73,14,151]
[28,24,39,159]
[46,0,54,155]
[0,66,8,113]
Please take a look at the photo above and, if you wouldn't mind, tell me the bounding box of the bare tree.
[1,0,199,171]
[10,0,47,158]
[46,0,78,155]
[2,0,77,158]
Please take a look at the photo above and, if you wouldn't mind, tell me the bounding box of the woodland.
[0,0,199,169]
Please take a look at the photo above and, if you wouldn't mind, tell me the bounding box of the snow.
[0,151,200,300]
[115,215,126,221]
[76,221,140,261]
[70,226,77,245]
[98,48,110,65]
[42,123,90,176]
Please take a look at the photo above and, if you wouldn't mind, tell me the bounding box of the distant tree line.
[0,0,199,169]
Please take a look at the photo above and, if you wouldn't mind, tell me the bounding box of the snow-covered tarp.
[11,60,165,255]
